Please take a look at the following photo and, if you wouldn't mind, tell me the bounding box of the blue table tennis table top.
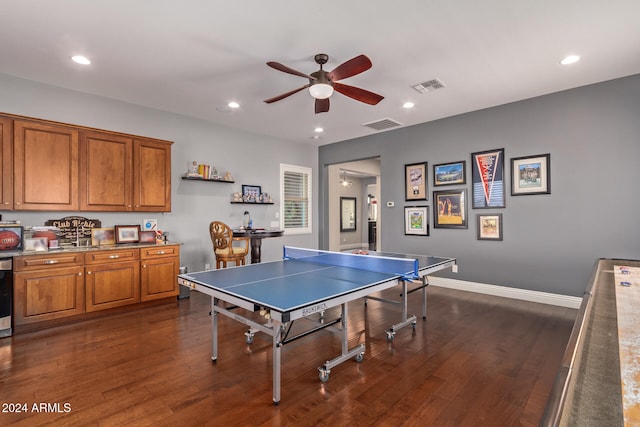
[180,249,454,315]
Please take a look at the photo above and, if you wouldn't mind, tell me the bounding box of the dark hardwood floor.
[0,284,576,426]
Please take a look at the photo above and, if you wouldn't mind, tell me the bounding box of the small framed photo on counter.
[138,230,156,244]
[115,225,140,244]
[91,228,115,246]
[24,237,48,252]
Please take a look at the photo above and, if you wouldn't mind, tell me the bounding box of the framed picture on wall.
[433,189,468,229]
[340,197,357,232]
[405,162,428,201]
[477,213,503,241]
[471,148,505,208]
[511,153,551,195]
[241,185,262,202]
[404,206,429,236]
[433,161,466,186]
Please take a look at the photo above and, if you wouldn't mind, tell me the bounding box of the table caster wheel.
[244,332,254,344]
[318,368,330,383]
[411,321,417,330]
[354,352,364,363]
[386,330,395,342]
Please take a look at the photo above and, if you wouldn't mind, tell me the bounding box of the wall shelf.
[230,201,274,205]
[181,176,234,184]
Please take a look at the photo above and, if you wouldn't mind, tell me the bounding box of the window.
[280,164,312,234]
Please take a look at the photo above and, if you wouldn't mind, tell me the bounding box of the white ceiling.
[1,1,639,146]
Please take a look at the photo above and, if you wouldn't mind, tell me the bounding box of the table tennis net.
[283,246,419,280]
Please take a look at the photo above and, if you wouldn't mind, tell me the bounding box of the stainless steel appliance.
[0,257,12,337]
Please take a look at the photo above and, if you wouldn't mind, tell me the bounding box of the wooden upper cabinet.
[133,138,171,212]
[79,131,133,211]
[0,117,13,209]
[1,114,172,212]
[13,120,79,211]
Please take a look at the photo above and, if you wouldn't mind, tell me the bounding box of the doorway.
[327,158,380,252]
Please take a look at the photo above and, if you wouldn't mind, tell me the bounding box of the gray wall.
[319,74,640,297]
[0,74,318,271]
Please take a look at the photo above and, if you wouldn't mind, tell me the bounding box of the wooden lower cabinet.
[140,246,179,301]
[13,244,180,330]
[14,266,85,325]
[85,261,140,312]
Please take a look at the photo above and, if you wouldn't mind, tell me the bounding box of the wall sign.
[45,216,101,241]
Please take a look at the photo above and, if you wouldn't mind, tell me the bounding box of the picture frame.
[433,161,466,186]
[471,148,505,208]
[433,189,468,229]
[138,230,157,244]
[242,185,262,202]
[404,206,429,236]
[91,228,116,246]
[114,225,140,244]
[477,213,503,241]
[24,237,48,252]
[511,153,551,196]
[340,197,357,232]
[0,225,23,251]
[405,162,428,201]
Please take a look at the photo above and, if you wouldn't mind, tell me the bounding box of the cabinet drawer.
[84,248,140,264]
[14,253,84,271]
[140,245,179,259]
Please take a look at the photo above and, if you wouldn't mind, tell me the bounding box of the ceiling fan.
[264,53,384,114]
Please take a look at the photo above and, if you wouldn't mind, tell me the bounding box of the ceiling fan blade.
[333,82,384,105]
[263,85,309,103]
[315,98,330,114]
[267,61,316,80]
[328,55,372,81]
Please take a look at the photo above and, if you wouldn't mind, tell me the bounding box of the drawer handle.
[157,251,165,255]
[45,260,58,265]
[108,255,120,259]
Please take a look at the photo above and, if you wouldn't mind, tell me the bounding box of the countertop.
[6,242,181,257]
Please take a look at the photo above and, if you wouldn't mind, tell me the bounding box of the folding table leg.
[273,322,283,405]
[318,303,365,382]
[211,297,218,361]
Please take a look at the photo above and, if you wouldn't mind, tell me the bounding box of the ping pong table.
[177,246,456,404]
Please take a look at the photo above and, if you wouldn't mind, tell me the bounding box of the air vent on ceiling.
[411,78,446,94]
[362,118,403,131]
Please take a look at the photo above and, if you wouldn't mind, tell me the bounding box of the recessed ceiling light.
[561,55,580,65]
[314,127,324,133]
[71,55,91,65]
[403,102,415,109]
[228,101,240,109]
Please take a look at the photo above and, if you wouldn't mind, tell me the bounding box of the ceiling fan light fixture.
[309,83,334,100]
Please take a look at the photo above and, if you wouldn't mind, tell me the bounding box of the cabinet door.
[0,117,13,209]
[14,266,84,325]
[85,261,140,312]
[141,256,179,301]
[80,131,133,211]
[133,138,171,212]
[13,120,79,210]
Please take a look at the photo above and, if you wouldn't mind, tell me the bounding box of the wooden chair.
[209,221,249,269]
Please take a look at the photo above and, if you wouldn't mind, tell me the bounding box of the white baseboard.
[427,276,582,309]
